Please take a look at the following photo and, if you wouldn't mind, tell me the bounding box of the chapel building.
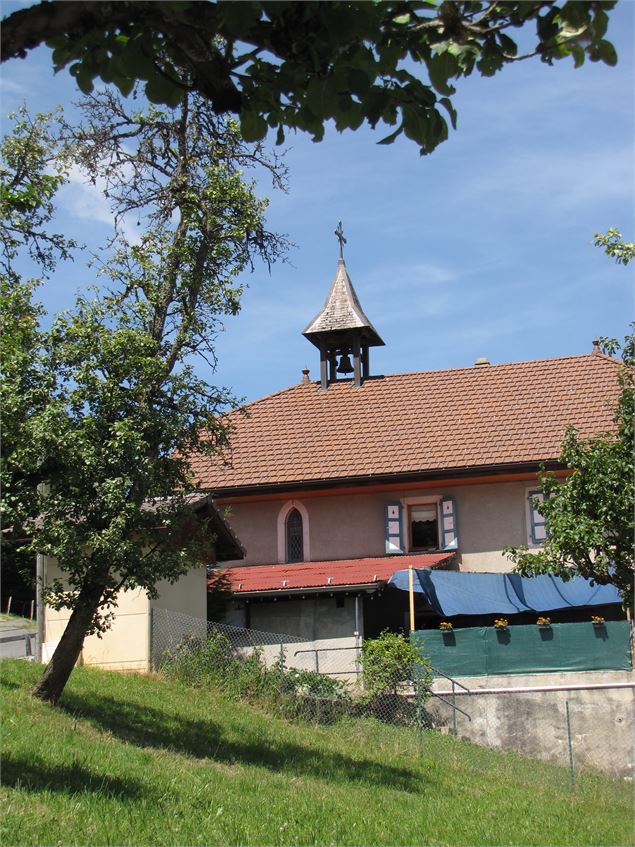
[192,229,622,640]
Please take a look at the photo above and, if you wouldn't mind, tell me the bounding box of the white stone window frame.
[277,499,311,564]
[400,494,443,553]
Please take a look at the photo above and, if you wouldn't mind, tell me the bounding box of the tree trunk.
[32,578,106,705]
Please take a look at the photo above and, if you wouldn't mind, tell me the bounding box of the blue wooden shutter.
[440,496,458,550]
[385,503,404,554]
[528,490,547,544]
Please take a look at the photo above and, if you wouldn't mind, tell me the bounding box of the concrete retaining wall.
[427,670,634,778]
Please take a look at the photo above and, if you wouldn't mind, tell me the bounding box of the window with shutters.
[408,503,440,551]
[286,508,304,563]
[385,496,457,554]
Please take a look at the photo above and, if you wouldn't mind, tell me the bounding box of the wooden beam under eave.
[215,469,571,505]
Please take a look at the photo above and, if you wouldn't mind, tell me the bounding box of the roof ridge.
[219,351,620,416]
[590,351,623,365]
[375,351,621,380]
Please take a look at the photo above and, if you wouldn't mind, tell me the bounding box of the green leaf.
[393,13,411,25]
[497,33,518,57]
[114,75,135,98]
[559,1,590,30]
[239,110,268,142]
[439,97,457,130]
[305,79,329,118]
[592,8,609,39]
[598,39,618,66]
[119,38,157,81]
[145,75,182,108]
[427,52,457,96]
[72,64,95,96]
[569,43,585,69]
[477,43,505,77]
[377,125,403,145]
[376,42,406,74]
[347,68,371,96]
[220,0,262,36]
[361,87,389,127]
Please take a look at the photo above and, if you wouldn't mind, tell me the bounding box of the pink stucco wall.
[219,480,536,573]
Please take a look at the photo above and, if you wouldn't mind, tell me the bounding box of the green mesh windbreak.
[412,621,632,677]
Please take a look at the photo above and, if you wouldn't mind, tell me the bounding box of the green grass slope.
[1,660,632,847]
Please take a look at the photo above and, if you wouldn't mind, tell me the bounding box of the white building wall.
[43,556,206,672]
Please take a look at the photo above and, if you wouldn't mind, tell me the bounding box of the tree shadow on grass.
[59,690,428,794]
[2,753,153,800]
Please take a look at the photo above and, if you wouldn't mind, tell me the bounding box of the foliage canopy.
[1,1,619,154]
[0,94,287,703]
[506,230,634,613]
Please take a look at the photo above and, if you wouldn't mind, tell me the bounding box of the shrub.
[360,630,432,698]
[160,631,351,722]
[160,630,278,703]
[285,669,350,700]
[161,629,433,728]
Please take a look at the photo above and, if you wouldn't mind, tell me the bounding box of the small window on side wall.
[286,508,304,563]
[527,490,548,545]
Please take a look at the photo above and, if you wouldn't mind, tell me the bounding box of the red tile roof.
[215,553,454,594]
[191,353,619,492]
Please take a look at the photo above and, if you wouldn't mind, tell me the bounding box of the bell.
[336,352,354,374]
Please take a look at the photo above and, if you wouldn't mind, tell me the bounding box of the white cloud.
[0,77,27,97]
[59,165,141,244]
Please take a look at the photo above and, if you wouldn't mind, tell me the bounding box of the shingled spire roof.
[303,258,384,348]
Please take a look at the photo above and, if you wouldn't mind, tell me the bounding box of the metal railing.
[429,666,472,734]
[293,644,361,677]
[0,631,36,659]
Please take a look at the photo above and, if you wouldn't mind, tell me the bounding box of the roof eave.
[189,495,245,561]
[224,582,387,598]
[207,459,565,499]
[302,327,385,348]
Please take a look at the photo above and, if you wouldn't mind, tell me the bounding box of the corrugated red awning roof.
[212,553,454,595]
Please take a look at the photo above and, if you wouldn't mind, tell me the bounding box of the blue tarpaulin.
[388,569,622,616]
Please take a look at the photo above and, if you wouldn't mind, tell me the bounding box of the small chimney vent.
[301,365,311,383]
[474,357,490,366]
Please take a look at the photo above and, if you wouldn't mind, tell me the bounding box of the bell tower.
[303,223,384,389]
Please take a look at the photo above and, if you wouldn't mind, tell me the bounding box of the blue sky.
[1,1,633,406]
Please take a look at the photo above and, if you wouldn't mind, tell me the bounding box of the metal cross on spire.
[334,221,347,259]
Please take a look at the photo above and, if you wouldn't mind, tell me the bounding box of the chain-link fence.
[151,608,432,727]
[150,608,634,786]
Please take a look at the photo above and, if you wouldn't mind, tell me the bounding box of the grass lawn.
[1,659,632,846]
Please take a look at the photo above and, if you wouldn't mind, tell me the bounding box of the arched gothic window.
[286,508,304,563]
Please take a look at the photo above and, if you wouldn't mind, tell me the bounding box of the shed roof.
[143,493,244,561]
[215,552,454,595]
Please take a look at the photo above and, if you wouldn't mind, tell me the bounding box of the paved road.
[0,618,36,659]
